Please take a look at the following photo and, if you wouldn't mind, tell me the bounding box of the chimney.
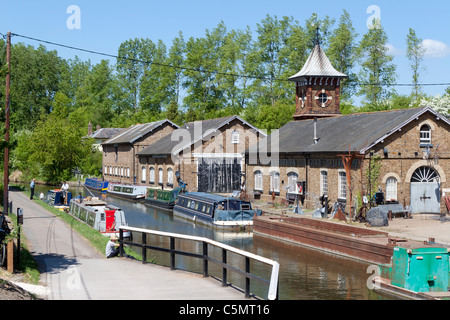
[88,121,92,135]
[313,118,319,144]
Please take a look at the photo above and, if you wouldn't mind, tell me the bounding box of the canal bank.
[6,190,250,300]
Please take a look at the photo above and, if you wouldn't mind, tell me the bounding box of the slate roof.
[138,115,266,157]
[289,44,347,81]
[247,107,449,155]
[102,120,179,145]
[85,128,125,140]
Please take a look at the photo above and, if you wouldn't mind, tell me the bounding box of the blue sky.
[2,0,450,101]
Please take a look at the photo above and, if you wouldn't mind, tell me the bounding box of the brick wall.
[246,112,450,213]
[103,123,176,184]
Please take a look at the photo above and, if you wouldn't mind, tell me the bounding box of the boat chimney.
[313,118,319,144]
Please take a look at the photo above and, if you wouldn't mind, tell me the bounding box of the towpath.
[9,190,247,300]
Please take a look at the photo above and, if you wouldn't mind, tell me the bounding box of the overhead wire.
[7,32,450,88]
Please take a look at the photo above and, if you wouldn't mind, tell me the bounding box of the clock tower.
[289,33,347,121]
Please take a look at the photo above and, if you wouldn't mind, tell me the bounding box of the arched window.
[167,168,174,186]
[320,170,328,196]
[411,166,439,183]
[158,168,163,185]
[149,167,155,184]
[254,170,263,191]
[269,171,280,193]
[385,177,398,201]
[420,125,431,145]
[141,166,146,183]
[287,172,298,193]
[338,171,346,199]
[231,130,239,144]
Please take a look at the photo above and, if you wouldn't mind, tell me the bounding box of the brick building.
[245,40,450,215]
[102,120,179,184]
[136,115,266,193]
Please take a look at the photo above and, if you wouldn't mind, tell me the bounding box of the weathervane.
[313,25,322,46]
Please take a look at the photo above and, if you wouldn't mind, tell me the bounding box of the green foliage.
[406,28,426,99]
[357,21,397,107]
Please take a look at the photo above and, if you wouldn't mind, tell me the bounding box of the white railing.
[119,226,279,300]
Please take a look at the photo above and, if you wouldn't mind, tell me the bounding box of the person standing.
[61,181,69,204]
[30,178,36,200]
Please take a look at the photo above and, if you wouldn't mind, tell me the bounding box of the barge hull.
[254,215,393,264]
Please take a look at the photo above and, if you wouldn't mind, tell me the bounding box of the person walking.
[30,178,36,200]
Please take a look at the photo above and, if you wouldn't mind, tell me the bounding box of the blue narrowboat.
[44,189,72,211]
[84,177,109,193]
[173,192,262,229]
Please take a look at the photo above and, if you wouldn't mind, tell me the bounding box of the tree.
[251,15,295,106]
[327,10,358,102]
[116,38,155,112]
[406,28,426,99]
[357,21,397,108]
[28,109,92,183]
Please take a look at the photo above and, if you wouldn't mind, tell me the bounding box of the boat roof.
[180,192,248,204]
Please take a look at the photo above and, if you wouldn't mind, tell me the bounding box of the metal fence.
[119,226,279,300]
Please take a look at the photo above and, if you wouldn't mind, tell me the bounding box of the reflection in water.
[25,184,385,300]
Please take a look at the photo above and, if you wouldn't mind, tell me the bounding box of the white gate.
[410,183,440,213]
[410,166,441,213]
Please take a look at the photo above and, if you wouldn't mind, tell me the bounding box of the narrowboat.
[145,186,185,210]
[69,197,131,238]
[44,189,72,211]
[173,192,262,229]
[84,177,109,193]
[107,183,147,200]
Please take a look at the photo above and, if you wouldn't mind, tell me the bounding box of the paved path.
[10,191,247,300]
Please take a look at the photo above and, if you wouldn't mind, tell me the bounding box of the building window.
[231,130,239,144]
[269,171,280,193]
[385,177,398,201]
[149,167,155,184]
[167,168,174,186]
[158,168,163,185]
[287,172,298,193]
[127,167,130,178]
[338,171,346,200]
[141,166,146,183]
[254,170,263,191]
[320,170,328,196]
[420,125,431,145]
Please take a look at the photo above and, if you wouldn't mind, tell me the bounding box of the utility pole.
[4,31,11,214]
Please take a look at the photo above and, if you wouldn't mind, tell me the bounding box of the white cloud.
[386,44,402,56]
[422,39,450,58]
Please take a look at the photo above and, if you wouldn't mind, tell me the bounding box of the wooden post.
[7,240,13,273]
[4,31,11,215]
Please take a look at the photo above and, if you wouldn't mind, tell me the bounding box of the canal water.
[26,184,387,300]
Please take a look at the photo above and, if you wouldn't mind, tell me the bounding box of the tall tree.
[357,21,397,108]
[327,10,358,102]
[251,14,295,106]
[116,38,155,112]
[406,28,426,99]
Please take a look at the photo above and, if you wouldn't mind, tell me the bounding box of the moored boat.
[107,183,147,200]
[69,197,131,238]
[173,192,261,229]
[145,186,185,210]
[44,189,72,211]
[84,177,109,193]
